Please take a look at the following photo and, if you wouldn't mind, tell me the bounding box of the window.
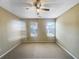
[30,22,38,37]
[46,22,55,37]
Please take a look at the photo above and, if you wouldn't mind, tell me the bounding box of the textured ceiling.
[0,0,79,18]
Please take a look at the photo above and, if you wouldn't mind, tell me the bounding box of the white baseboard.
[0,42,21,59]
[56,41,77,59]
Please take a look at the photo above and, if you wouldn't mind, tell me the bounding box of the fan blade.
[41,8,50,11]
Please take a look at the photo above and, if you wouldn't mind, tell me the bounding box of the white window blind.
[46,20,56,37]
[30,22,38,37]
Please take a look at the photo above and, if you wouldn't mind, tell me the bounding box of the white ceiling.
[0,0,79,18]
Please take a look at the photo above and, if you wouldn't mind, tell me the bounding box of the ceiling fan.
[26,0,50,15]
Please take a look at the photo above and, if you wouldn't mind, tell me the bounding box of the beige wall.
[0,7,26,57]
[56,4,79,59]
[23,19,56,42]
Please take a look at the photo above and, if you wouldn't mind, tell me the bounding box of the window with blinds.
[46,20,56,37]
[30,22,38,37]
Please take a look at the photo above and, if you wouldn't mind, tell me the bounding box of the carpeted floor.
[1,43,73,59]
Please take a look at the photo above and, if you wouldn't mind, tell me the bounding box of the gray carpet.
[1,43,73,59]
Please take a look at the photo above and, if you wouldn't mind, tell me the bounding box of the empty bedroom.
[0,0,79,59]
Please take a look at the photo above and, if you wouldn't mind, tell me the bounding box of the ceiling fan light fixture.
[36,9,40,16]
[37,9,40,12]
